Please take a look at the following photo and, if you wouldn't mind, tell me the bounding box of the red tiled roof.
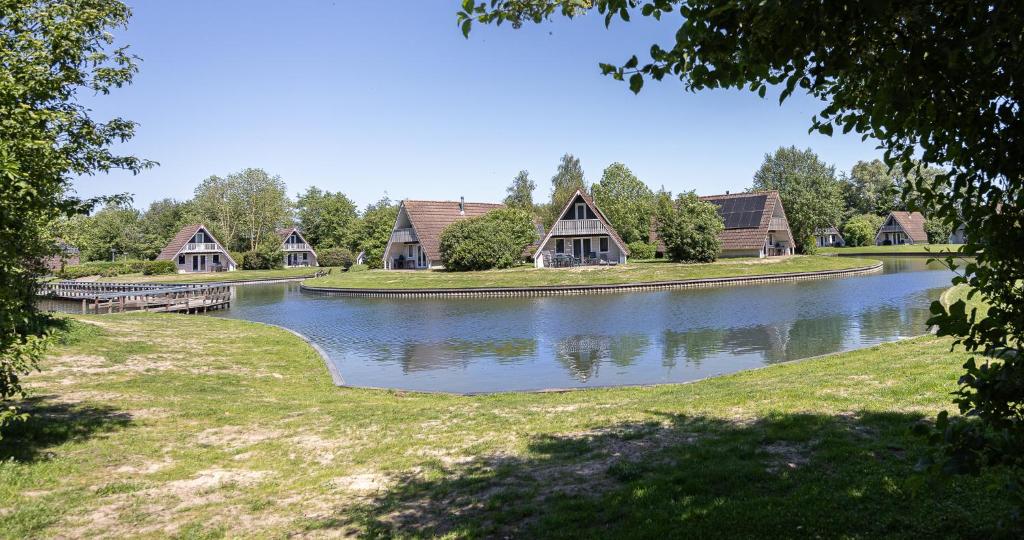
[402,200,505,262]
[156,224,236,266]
[884,211,928,243]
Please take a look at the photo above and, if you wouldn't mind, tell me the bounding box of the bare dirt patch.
[196,425,284,450]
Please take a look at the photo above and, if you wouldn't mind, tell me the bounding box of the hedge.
[627,241,657,260]
[58,260,176,279]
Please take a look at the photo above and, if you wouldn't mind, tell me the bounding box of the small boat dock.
[40,281,232,314]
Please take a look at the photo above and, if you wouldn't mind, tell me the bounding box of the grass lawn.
[105,267,331,284]
[819,244,961,255]
[2,313,1016,538]
[304,255,878,290]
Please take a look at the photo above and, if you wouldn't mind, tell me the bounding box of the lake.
[207,256,954,392]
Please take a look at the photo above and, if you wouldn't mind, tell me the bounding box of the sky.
[73,0,884,210]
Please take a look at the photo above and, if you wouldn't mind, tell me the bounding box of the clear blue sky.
[74,1,882,210]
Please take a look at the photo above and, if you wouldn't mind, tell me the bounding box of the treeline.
[55,168,400,269]
[498,147,951,261]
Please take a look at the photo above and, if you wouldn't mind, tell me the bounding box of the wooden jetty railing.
[40,282,231,315]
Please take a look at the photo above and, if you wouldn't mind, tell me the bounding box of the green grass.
[105,267,331,284]
[304,255,878,290]
[942,284,993,319]
[818,244,960,255]
[3,313,1016,537]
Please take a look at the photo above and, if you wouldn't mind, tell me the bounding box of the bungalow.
[157,224,237,273]
[277,227,318,267]
[43,239,80,273]
[814,225,845,248]
[383,198,504,270]
[700,191,795,258]
[875,211,928,245]
[533,189,629,267]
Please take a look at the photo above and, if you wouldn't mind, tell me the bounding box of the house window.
[178,255,185,264]
[555,239,564,253]
[600,237,609,252]
[213,254,220,264]
[302,253,308,261]
[196,231,205,243]
[575,203,585,220]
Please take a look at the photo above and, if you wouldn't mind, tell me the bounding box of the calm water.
[203,257,954,392]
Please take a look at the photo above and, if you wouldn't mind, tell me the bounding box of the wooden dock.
[40,281,231,314]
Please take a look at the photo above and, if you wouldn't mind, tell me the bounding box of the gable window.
[575,203,585,220]
[600,237,609,252]
[555,239,564,253]
[196,231,205,243]
[178,254,185,264]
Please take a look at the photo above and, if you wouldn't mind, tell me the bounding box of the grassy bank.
[104,267,329,284]
[2,314,1015,538]
[304,255,878,290]
[819,244,960,255]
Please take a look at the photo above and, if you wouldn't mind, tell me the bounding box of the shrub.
[318,247,354,269]
[655,192,723,263]
[348,263,369,272]
[627,241,657,260]
[439,208,537,271]
[842,214,884,247]
[141,260,176,275]
[229,251,245,267]
[59,260,137,279]
[241,244,284,270]
[924,217,952,244]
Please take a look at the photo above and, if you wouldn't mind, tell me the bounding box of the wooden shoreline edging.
[299,261,885,299]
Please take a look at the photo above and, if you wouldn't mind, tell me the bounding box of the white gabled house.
[875,211,928,245]
[383,198,504,270]
[533,189,629,268]
[277,227,318,267]
[157,224,237,273]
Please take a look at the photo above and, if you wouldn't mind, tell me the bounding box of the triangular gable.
[157,224,237,266]
[532,189,630,260]
[277,227,317,256]
[876,211,928,243]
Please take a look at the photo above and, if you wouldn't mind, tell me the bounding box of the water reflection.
[202,256,956,392]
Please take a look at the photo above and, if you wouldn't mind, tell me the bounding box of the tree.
[192,169,290,252]
[591,162,654,244]
[843,159,948,217]
[751,147,843,254]
[547,153,587,226]
[461,0,1024,489]
[842,214,883,248]
[503,170,536,211]
[192,175,242,250]
[439,208,537,271]
[140,198,190,259]
[79,202,146,261]
[231,168,290,252]
[295,187,358,249]
[655,191,723,263]
[1,0,150,435]
[924,217,952,245]
[353,196,399,269]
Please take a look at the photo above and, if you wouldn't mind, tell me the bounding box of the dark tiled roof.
[700,191,795,252]
[403,200,505,261]
[885,211,928,243]
[815,225,842,237]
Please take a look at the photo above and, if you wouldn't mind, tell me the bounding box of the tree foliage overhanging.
[460,0,1024,482]
[0,0,152,434]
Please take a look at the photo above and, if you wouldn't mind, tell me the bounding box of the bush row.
[627,241,657,260]
[58,259,176,279]
[439,208,537,271]
[318,247,355,269]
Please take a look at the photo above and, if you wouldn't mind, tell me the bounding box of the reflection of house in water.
[661,316,851,366]
[392,339,537,373]
[554,334,650,382]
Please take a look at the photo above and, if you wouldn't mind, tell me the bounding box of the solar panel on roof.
[711,194,767,229]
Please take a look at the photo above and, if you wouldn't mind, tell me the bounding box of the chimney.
[459,196,465,215]
[725,190,730,195]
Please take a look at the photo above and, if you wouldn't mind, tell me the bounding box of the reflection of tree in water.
[554,334,650,382]
[662,324,792,366]
[392,339,538,373]
[857,301,930,341]
[781,315,850,362]
[233,284,285,306]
